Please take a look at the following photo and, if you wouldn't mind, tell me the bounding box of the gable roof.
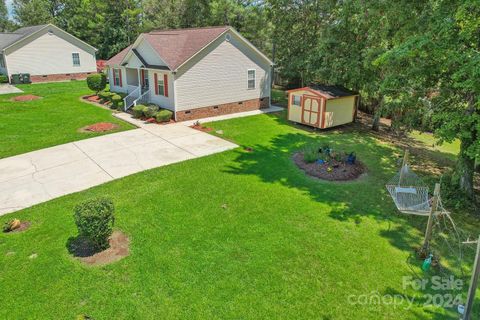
[0,24,97,53]
[288,84,358,100]
[0,24,48,50]
[106,26,272,71]
[106,45,132,66]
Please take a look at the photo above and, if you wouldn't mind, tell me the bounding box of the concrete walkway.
[0,106,283,216]
[0,84,22,95]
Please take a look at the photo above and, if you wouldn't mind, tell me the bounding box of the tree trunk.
[371,100,382,131]
[454,139,475,198]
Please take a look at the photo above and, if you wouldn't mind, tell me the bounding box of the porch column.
[137,68,141,89]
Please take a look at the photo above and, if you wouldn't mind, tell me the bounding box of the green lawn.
[0,81,133,159]
[272,87,288,107]
[0,111,478,319]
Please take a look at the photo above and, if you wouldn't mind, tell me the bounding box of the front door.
[302,96,321,126]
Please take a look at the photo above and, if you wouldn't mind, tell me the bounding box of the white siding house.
[106,26,273,121]
[0,24,97,82]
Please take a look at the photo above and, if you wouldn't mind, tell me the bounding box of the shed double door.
[302,96,321,126]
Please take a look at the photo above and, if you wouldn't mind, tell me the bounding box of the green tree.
[377,0,480,197]
[12,0,58,26]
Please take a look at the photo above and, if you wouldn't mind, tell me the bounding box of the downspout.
[172,71,177,121]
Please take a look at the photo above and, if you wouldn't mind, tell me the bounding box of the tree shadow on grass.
[221,111,471,279]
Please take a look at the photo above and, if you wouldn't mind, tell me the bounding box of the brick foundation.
[175,97,270,121]
[29,72,95,83]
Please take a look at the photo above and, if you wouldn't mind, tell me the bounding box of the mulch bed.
[11,95,41,102]
[68,231,129,266]
[293,152,367,181]
[3,221,31,233]
[79,122,120,133]
[190,124,213,132]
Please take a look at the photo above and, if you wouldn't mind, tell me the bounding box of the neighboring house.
[105,26,273,121]
[0,24,97,83]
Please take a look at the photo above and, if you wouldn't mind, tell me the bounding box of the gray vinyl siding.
[174,31,271,111]
[4,27,96,77]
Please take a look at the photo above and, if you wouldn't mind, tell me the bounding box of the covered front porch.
[122,67,151,110]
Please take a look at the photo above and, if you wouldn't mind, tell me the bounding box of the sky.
[6,0,13,19]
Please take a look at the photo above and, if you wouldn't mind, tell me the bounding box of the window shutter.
[112,69,116,86]
[154,73,158,95]
[164,74,168,97]
[141,69,144,86]
[119,69,123,87]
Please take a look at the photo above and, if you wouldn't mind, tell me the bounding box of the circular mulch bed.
[190,124,213,132]
[68,231,129,266]
[11,95,41,102]
[293,152,367,181]
[3,221,31,233]
[79,122,120,133]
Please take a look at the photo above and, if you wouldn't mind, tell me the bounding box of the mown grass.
[0,111,477,319]
[0,81,133,159]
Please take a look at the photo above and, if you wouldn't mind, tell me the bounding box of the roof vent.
[225,34,231,42]
[47,30,54,35]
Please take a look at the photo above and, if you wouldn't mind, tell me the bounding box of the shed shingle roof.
[0,24,47,50]
[106,26,230,70]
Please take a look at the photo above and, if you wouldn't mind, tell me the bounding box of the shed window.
[0,54,4,68]
[247,69,255,89]
[72,53,80,66]
[293,95,301,106]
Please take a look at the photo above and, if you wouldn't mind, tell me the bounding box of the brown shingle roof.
[106,26,230,70]
[106,45,132,66]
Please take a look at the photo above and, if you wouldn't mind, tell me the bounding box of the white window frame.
[72,52,81,67]
[247,69,256,90]
[293,95,301,106]
[157,77,165,96]
[113,69,121,86]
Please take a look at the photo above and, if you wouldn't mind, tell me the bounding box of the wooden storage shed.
[287,85,359,129]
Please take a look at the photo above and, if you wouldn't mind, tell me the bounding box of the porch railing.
[134,89,151,106]
[123,86,141,111]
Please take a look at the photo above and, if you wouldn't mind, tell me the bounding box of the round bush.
[132,104,146,118]
[111,94,123,109]
[143,105,159,118]
[156,109,173,122]
[73,197,115,251]
[0,75,8,83]
[86,73,107,93]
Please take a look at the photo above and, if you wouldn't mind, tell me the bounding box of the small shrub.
[143,105,159,118]
[73,197,115,251]
[303,145,319,163]
[111,94,123,109]
[132,104,146,118]
[86,73,107,94]
[156,109,173,122]
[0,74,8,83]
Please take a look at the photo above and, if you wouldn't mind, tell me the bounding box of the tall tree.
[12,0,58,26]
[0,0,12,31]
[377,0,480,197]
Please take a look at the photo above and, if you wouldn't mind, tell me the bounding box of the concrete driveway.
[0,123,237,215]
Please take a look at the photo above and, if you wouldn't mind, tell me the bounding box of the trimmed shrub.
[0,75,8,83]
[156,109,173,122]
[143,105,159,118]
[73,197,115,250]
[86,73,107,94]
[111,94,123,109]
[132,104,146,118]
